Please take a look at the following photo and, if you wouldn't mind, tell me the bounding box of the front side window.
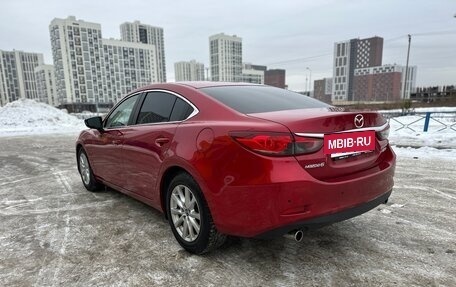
[104,94,139,128]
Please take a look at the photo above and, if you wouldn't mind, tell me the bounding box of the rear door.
[121,91,196,206]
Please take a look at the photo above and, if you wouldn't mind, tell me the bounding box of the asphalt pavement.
[0,135,454,286]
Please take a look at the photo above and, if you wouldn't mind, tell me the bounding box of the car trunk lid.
[248,108,389,181]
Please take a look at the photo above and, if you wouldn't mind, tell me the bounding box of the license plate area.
[324,131,375,155]
[330,150,374,160]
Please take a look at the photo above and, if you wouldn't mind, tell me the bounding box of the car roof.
[132,81,262,92]
[174,81,262,89]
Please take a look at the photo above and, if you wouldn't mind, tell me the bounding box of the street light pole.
[306,67,312,96]
[403,34,411,100]
[305,76,308,95]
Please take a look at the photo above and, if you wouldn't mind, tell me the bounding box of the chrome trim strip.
[139,89,200,120]
[104,89,199,130]
[295,121,389,138]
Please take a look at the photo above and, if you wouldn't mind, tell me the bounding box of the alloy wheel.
[79,152,91,185]
[170,184,201,242]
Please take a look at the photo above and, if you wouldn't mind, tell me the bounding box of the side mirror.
[84,116,104,131]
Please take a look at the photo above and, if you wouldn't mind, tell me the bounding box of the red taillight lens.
[377,125,390,140]
[293,136,323,155]
[230,132,293,156]
[230,132,323,156]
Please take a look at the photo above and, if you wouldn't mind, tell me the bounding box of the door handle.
[155,137,170,147]
[112,139,122,145]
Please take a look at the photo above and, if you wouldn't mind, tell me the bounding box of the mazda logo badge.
[354,114,364,128]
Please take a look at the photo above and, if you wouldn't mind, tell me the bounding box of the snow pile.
[388,114,456,149]
[0,99,86,137]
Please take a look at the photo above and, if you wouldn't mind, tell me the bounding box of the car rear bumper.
[207,147,396,238]
[255,189,391,239]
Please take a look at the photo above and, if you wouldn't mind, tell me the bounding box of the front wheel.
[166,172,226,254]
[77,148,103,192]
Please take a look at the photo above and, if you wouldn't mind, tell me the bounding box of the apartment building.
[0,50,44,105]
[120,21,166,83]
[174,60,205,81]
[209,33,242,82]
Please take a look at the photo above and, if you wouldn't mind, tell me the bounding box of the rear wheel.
[77,148,102,192]
[166,172,226,254]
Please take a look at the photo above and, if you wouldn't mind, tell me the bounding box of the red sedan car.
[76,82,395,254]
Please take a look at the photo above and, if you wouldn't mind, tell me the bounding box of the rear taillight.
[293,136,323,155]
[230,132,323,156]
[377,125,390,140]
[230,132,293,156]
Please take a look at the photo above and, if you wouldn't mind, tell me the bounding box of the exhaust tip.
[294,230,303,242]
[284,229,305,242]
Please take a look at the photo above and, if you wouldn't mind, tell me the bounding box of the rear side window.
[200,85,330,114]
[170,98,194,121]
[137,92,176,124]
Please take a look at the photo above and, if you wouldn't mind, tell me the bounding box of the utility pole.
[403,34,411,100]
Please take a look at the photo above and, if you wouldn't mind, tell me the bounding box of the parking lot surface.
[0,135,455,286]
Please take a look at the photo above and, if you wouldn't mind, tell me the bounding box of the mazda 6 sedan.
[76,82,396,254]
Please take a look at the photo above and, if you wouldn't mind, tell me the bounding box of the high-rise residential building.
[50,16,159,106]
[0,50,44,106]
[332,36,383,102]
[314,78,333,104]
[209,33,242,82]
[249,64,267,72]
[120,21,166,83]
[353,64,417,101]
[265,69,286,89]
[102,39,157,103]
[241,63,264,84]
[174,60,205,81]
[50,16,104,105]
[35,64,58,106]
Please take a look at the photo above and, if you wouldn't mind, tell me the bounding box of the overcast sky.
[1,0,455,91]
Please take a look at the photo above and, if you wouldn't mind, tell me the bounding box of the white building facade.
[50,16,104,104]
[332,40,351,102]
[102,39,157,103]
[50,16,159,105]
[174,60,205,81]
[120,21,166,83]
[0,50,44,106]
[34,64,58,106]
[209,33,242,82]
[241,63,264,84]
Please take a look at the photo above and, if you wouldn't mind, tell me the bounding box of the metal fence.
[381,111,456,132]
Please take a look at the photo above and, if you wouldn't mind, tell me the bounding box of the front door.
[88,94,140,187]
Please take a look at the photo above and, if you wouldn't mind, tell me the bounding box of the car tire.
[166,172,226,254]
[77,148,103,192]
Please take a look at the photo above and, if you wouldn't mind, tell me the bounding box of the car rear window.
[200,85,330,114]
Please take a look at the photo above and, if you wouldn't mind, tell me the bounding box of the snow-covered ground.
[1,100,455,155]
[0,99,86,137]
